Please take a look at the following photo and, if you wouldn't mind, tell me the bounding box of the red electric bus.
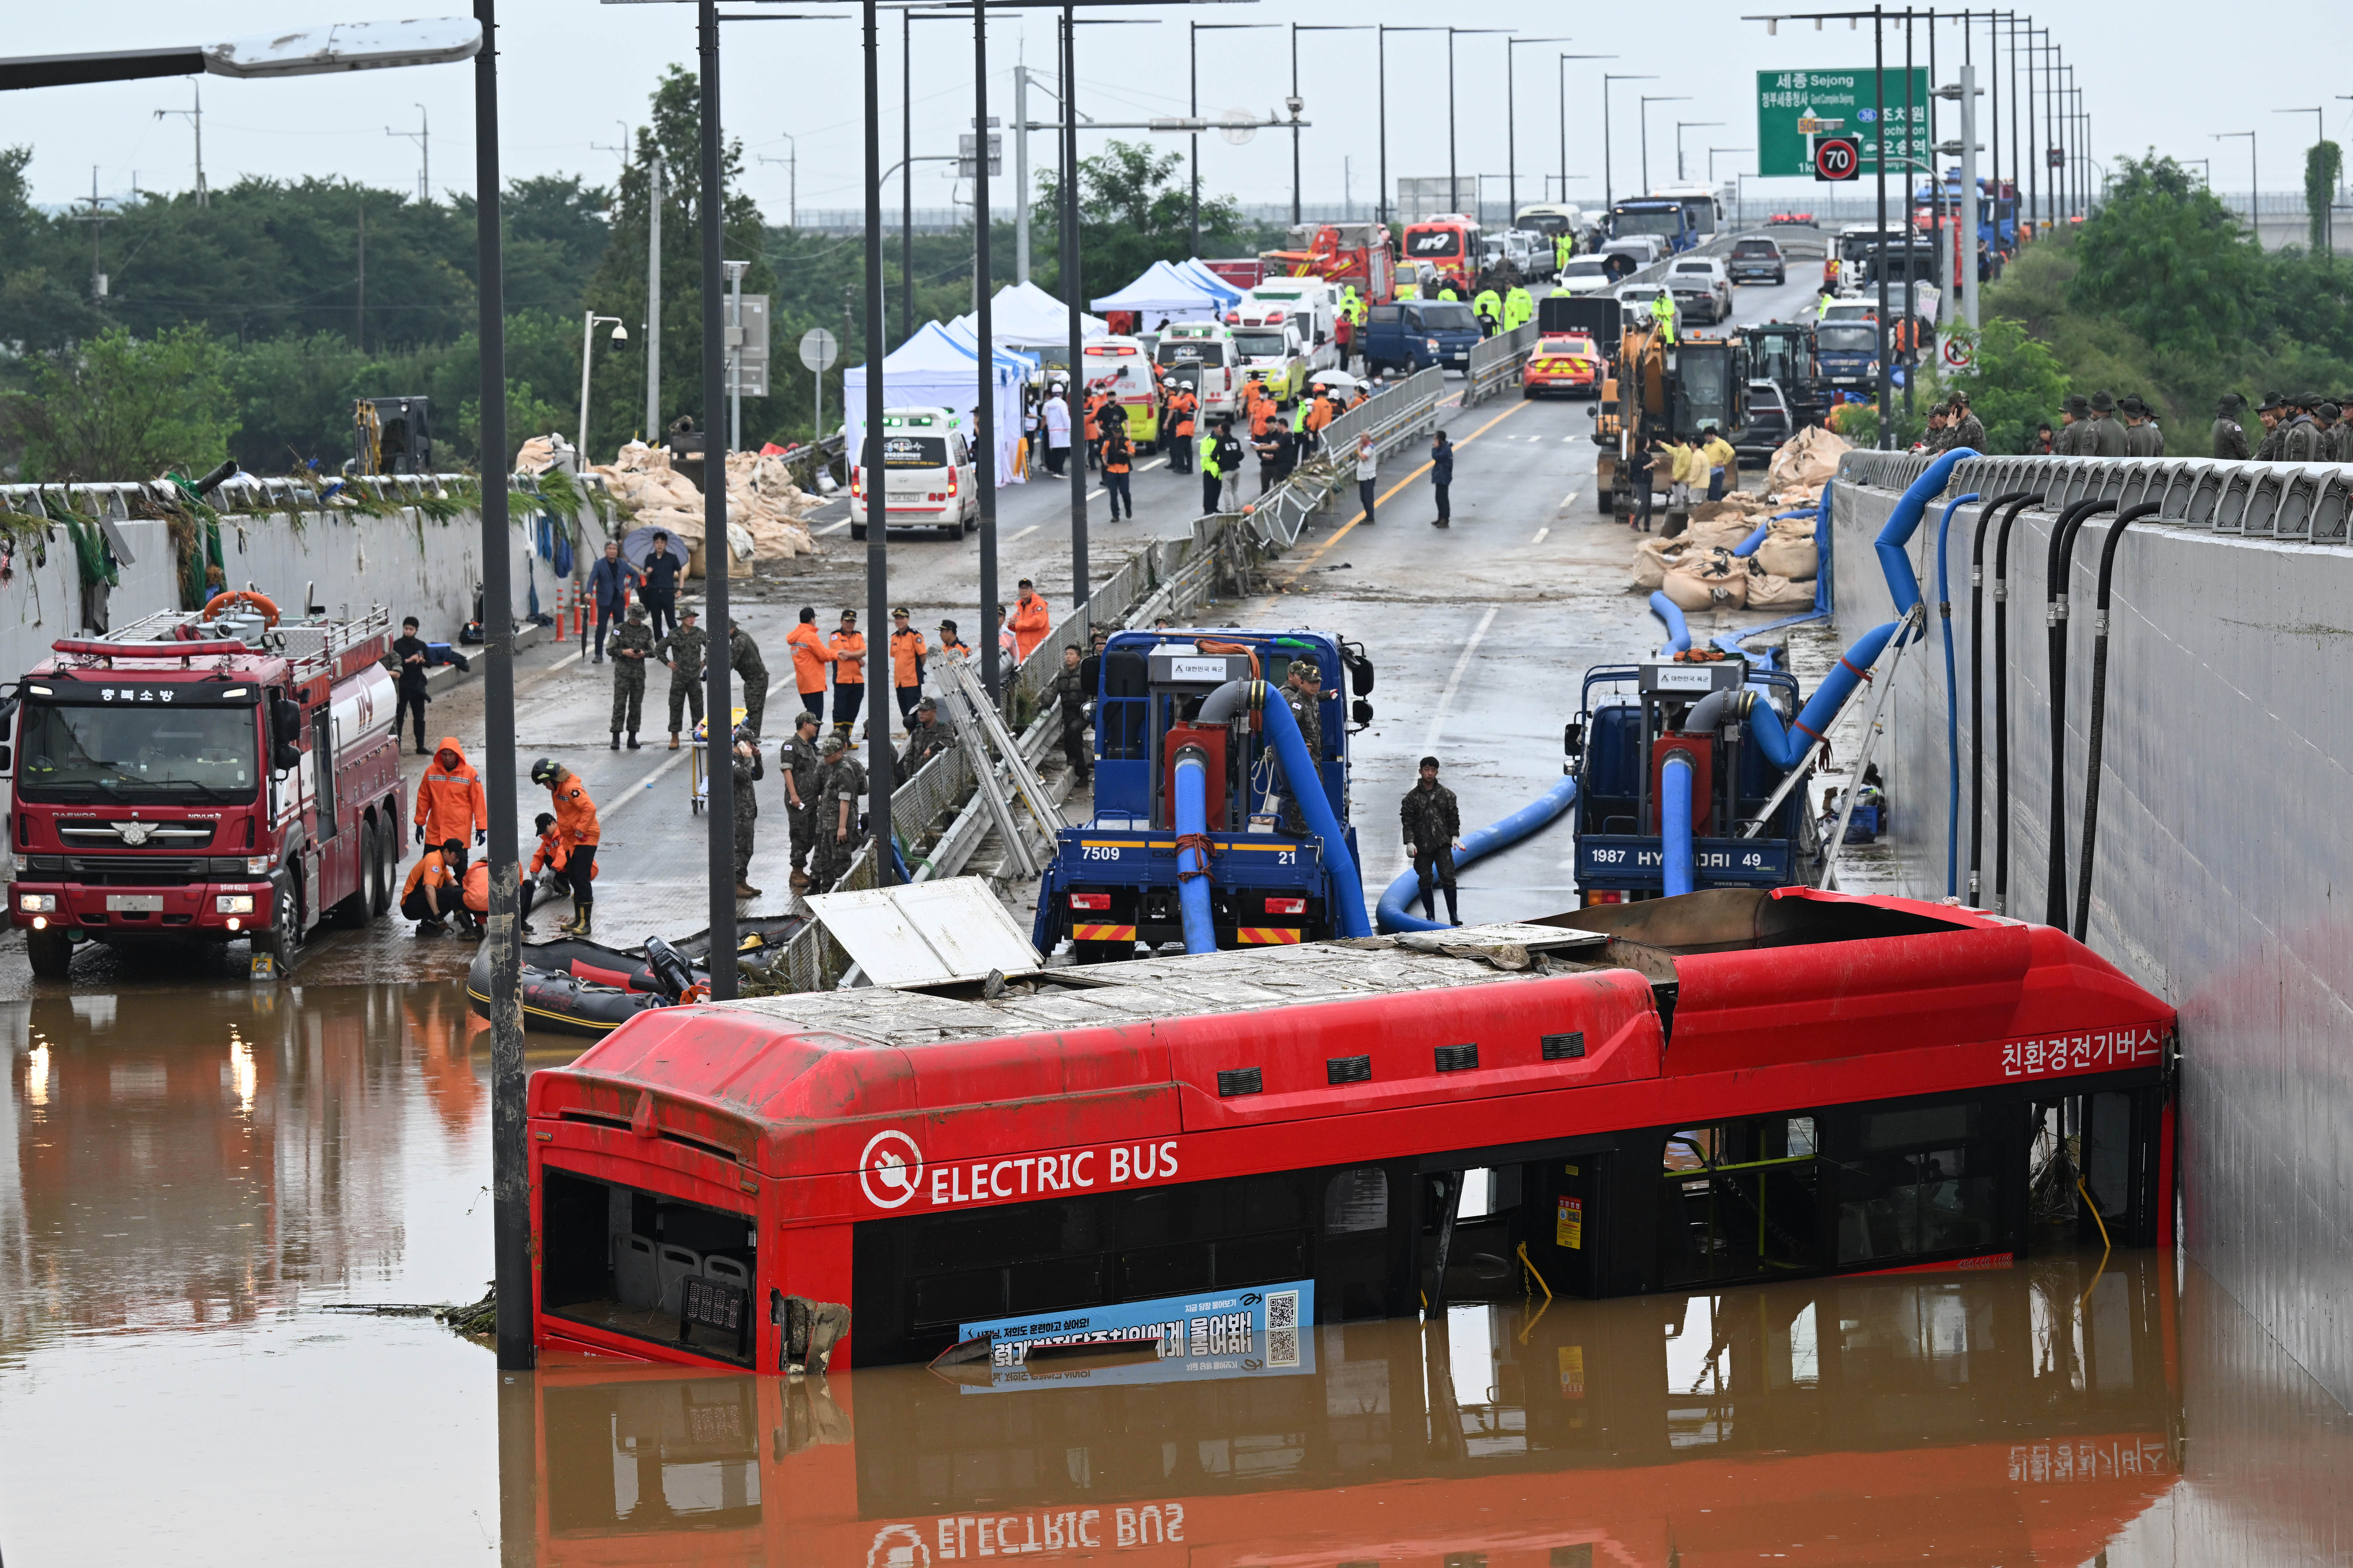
[528,887,2174,1374]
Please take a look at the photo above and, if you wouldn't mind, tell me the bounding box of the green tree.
[1032,141,1254,305]
[2307,140,2344,255]
[1930,318,2071,453]
[2066,154,2260,359]
[5,325,237,480]
[580,66,776,459]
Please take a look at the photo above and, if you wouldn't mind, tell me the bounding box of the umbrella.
[1309,369,1363,391]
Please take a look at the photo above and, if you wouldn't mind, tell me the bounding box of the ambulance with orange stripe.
[1032,628,1375,963]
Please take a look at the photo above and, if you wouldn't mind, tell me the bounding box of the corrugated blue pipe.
[1745,453,1973,772]
[1814,482,1835,615]
[1660,752,1697,896]
[1377,774,1579,933]
[1195,680,1372,939]
[1648,591,1691,654]
[1935,491,1982,896]
[1172,750,1218,953]
[1732,521,1770,558]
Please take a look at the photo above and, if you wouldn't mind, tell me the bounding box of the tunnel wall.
[0,491,617,682]
[1829,452,2353,1414]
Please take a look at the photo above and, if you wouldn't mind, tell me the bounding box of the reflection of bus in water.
[526,1252,2182,1564]
[529,887,2174,1377]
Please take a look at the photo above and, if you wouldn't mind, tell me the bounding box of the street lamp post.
[1675,120,1723,183]
[1445,29,1510,220]
[1638,94,1688,194]
[1709,147,1752,221]
[1555,54,1615,216]
[1504,36,1569,227]
[1292,25,1374,228]
[1378,26,1444,227]
[1188,22,1275,255]
[577,312,626,461]
[2214,131,2255,234]
[1600,73,1656,213]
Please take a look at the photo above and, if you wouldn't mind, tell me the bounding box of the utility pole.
[646,151,664,439]
[388,104,429,202]
[356,205,366,349]
[1016,61,1030,281]
[153,81,205,207]
[69,171,115,305]
[1504,37,1569,223]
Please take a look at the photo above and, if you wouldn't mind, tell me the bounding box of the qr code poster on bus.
[951,1281,1317,1393]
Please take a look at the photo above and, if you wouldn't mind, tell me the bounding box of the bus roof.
[531,889,2171,1188]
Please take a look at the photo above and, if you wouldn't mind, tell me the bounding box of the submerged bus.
[528,886,2174,1374]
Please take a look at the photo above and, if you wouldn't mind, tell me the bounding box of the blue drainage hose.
[1196,680,1372,940]
[1648,592,1692,654]
[1659,752,1697,896]
[1377,774,1578,933]
[1172,751,1218,954]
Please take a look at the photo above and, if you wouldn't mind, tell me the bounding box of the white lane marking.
[1422,605,1499,755]
[815,519,851,536]
[1006,524,1039,542]
[1086,486,1105,501]
[1562,435,1578,442]
[1558,489,1579,509]
[601,749,693,821]
[1138,457,1168,473]
[1531,526,1550,544]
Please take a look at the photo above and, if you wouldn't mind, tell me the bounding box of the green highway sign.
[1757,68,1931,178]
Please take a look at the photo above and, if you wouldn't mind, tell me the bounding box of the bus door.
[1518,1154,1608,1300]
[1657,1115,1827,1290]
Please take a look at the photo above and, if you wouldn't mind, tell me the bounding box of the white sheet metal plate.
[805,877,1042,987]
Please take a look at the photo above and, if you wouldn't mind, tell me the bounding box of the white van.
[1155,322,1239,419]
[850,406,978,542]
[1232,281,1340,371]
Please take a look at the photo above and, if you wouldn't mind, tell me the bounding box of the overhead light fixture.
[204,18,482,78]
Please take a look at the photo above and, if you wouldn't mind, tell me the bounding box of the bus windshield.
[16,701,259,803]
[1611,209,1686,239]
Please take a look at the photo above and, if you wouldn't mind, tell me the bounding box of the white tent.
[973,279,1107,348]
[1089,259,1231,324]
[1175,259,1245,306]
[842,321,1027,486]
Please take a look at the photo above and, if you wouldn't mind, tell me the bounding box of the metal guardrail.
[0,471,609,523]
[1464,323,1537,408]
[1240,368,1448,551]
[1836,451,2353,542]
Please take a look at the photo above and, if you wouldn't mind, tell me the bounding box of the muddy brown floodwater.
[4,980,2351,1564]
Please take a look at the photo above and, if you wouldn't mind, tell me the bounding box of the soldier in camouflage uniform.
[2252,395,2288,460]
[2085,391,2128,457]
[899,697,956,776]
[2053,394,2091,455]
[655,605,707,749]
[1945,392,1985,453]
[729,724,765,897]
[1278,658,1324,835]
[1399,756,1463,926]
[608,602,656,749]
[812,732,868,891]
[2315,401,2346,464]
[728,619,770,738]
[2278,395,2325,463]
[2211,393,2251,461]
[779,711,825,889]
[2119,396,2165,458]
[1050,645,1092,787]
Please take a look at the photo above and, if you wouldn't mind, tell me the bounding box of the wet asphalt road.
[0,258,1831,996]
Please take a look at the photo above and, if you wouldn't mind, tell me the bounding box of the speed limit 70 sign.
[1814,136,1861,181]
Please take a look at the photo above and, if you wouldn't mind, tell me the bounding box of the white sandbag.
[1745,569,1815,610]
[1755,535,1819,581]
[1661,556,1749,611]
[1632,536,1684,590]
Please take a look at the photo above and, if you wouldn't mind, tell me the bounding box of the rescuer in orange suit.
[530,758,601,937]
[414,736,486,883]
[1009,579,1052,663]
[1165,384,1198,473]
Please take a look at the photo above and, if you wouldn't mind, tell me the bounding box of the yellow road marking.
[1282,399,1534,582]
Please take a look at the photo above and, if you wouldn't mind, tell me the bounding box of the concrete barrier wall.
[1831,463,2353,1414]
[0,492,618,683]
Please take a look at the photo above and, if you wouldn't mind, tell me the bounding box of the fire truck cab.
[6,599,405,980]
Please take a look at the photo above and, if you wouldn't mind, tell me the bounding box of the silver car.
[1665,256,1735,325]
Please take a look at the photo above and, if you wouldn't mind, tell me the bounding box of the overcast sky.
[4,2,2345,222]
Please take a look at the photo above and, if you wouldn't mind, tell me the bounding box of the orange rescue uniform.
[414,737,487,846]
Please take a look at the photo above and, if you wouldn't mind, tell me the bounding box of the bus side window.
[1322,1167,1387,1233]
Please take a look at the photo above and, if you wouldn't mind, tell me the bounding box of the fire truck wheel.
[334,823,378,930]
[25,926,71,980]
[262,895,301,978]
[373,810,398,916]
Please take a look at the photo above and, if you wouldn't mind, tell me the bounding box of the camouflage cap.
[820,733,847,755]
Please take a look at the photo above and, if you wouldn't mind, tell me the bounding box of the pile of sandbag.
[1764,425,1850,508]
[1631,516,1761,590]
[1753,511,1819,581]
[1651,546,1818,612]
[1685,491,1780,525]
[513,432,578,475]
[588,442,822,575]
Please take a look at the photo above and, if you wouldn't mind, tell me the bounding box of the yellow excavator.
[1589,321,1748,515]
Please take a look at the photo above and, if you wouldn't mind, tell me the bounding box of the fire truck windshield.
[15,702,259,803]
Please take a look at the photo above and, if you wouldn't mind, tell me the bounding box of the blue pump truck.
[1564,653,1826,906]
[1032,628,1375,960]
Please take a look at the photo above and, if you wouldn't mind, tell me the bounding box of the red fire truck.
[1260,221,1397,302]
[6,598,405,980]
[527,886,2175,1374]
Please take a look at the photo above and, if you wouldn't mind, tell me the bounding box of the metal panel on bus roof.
[805,878,1042,987]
